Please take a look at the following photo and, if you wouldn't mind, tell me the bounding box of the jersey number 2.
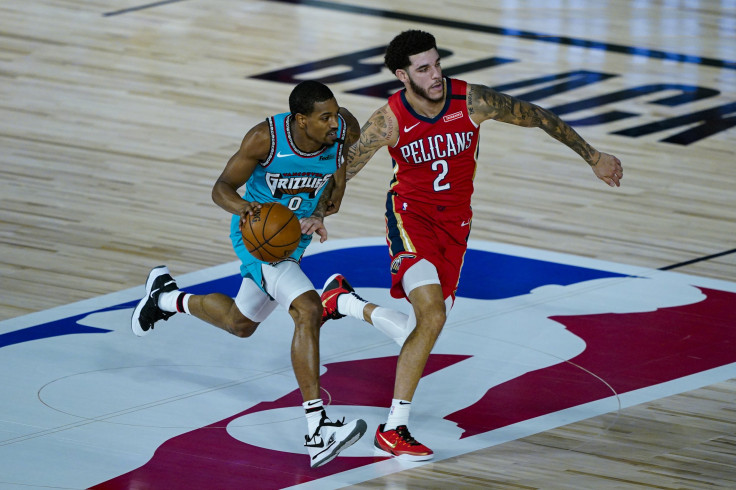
[432,159,450,191]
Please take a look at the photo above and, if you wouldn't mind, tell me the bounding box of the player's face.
[405,48,444,102]
[304,98,341,147]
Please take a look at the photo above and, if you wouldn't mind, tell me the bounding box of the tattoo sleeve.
[345,107,393,181]
[471,84,600,165]
[534,105,600,165]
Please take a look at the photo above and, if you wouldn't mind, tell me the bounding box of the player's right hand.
[238,201,262,226]
[592,152,623,187]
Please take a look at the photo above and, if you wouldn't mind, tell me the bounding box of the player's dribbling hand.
[238,201,262,227]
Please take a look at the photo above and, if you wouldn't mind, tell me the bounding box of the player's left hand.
[592,152,623,187]
[325,197,343,217]
[301,216,328,242]
[325,179,346,216]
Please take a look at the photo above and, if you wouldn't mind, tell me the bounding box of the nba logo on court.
[2,237,735,488]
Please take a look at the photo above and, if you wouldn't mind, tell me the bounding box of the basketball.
[240,202,302,263]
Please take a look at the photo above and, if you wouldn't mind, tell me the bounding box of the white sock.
[370,307,413,347]
[303,399,324,436]
[337,292,368,320]
[385,398,411,431]
[158,291,191,314]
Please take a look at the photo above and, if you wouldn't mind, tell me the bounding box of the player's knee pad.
[371,307,413,347]
[262,260,314,310]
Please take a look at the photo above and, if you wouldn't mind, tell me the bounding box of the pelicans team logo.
[390,253,416,274]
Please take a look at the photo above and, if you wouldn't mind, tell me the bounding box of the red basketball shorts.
[384,192,472,301]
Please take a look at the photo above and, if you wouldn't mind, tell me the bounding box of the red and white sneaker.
[373,424,434,461]
[320,273,361,326]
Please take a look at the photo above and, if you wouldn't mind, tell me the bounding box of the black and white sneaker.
[304,411,367,468]
[131,265,178,336]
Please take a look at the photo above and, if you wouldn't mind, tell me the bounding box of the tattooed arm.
[467,83,623,187]
[345,104,399,182]
[322,107,361,216]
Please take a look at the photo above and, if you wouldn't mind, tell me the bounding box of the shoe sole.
[130,265,169,337]
[311,419,367,468]
[373,445,434,461]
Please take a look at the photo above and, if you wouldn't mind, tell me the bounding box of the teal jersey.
[243,112,345,218]
[230,112,346,279]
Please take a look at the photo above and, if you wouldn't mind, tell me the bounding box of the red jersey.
[387,78,480,210]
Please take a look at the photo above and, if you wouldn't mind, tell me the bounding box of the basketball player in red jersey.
[320,30,623,460]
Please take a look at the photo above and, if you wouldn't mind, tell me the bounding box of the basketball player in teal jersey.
[130,81,366,468]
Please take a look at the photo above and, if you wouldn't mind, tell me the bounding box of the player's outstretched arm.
[345,104,397,181]
[467,84,623,187]
[339,107,361,148]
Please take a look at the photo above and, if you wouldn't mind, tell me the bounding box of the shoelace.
[331,278,367,304]
[305,412,346,445]
[394,425,421,445]
[322,416,346,428]
[348,288,367,303]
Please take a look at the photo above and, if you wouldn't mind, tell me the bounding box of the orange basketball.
[240,202,302,263]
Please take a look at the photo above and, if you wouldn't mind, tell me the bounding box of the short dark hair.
[289,80,335,116]
[384,30,438,73]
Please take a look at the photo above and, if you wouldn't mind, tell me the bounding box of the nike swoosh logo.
[276,151,294,158]
[150,280,176,298]
[399,401,411,405]
[306,400,321,407]
[311,439,336,459]
[377,432,398,449]
[461,220,471,227]
[403,122,420,133]
[321,291,342,307]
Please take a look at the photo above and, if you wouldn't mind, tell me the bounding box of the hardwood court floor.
[1,0,735,488]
